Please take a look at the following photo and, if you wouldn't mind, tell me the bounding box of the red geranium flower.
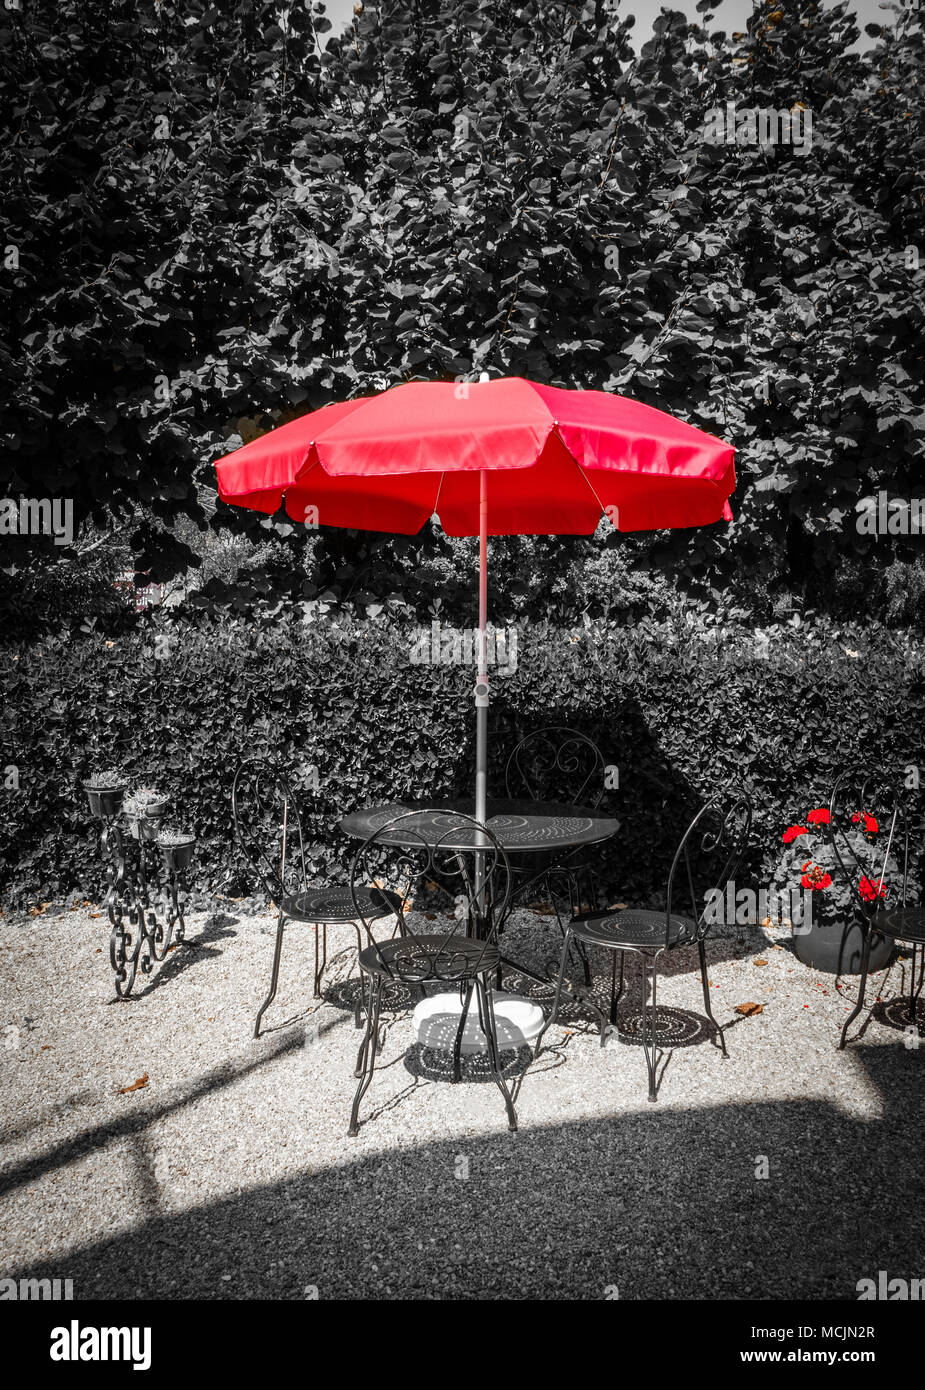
[782,825,808,844]
[859,876,887,902]
[801,866,832,890]
[806,808,830,825]
[851,812,878,834]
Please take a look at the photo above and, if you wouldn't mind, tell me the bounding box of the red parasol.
[216,375,735,821]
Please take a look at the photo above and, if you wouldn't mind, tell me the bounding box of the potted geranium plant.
[771,806,895,974]
[82,768,127,819]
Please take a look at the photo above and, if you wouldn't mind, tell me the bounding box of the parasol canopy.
[216,376,735,536]
[215,375,735,824]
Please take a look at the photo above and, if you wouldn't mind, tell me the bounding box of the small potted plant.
[123,787,170,840]
[771,806,895,974]
[156,824,197,872]
[82,769,128,819]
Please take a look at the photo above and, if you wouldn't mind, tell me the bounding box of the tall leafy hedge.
[2,617,923,907]
[1,0,924,609]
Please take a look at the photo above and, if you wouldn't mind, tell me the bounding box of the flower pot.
[83,783,125,818]
[792,917,893,975]
[125,812,165,841]
[159,838,196,872]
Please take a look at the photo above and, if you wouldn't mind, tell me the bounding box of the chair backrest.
[827,769,913,919]
[349,809,511,982]
[504,726,605,808]
[666,793,753,944]
[231,758,307,903]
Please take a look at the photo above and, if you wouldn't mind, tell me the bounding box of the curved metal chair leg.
[254,909,286,1039]
[353,925,366,1029]
[533,927,573,1059]
[600,947,626,1047]
[549,872,592,985]
[610,949,625,1025]
[909,942,923,1022]
[476,976,517,1132]
[354,971,378,1078]
[698,938,728,1056]
[349,975,383,1136]
[839,927,872,1050]
[453,982,475,1082]
[640,952,659,1102]
[313,921,327,998]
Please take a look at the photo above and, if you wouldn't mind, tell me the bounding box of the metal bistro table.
[338,798,621,990]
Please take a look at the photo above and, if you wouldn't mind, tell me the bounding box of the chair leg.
[839,926,873,1050]
[533,927,573,1059]
[600,949,625,1047]
[909,942,924,1023]
[475,975,517,1132]
[254,909,286,1039]
[313,921,328,998]
[349,974,383,1136]
[453,982,475,1082]
[640,953,659,1102]
[610,950,625,1025]
[550,872,591,985]
[353,926,365,1029]
[698,938,728,1057]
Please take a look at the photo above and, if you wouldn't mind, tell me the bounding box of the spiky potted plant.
[82,769,128,819]
[123,787,170,841]
[156,824,197,872]
[771,807,895,974]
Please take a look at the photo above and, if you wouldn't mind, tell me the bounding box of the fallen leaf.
[735,1002,764,1017]
[118,1073,148,1094]
[754,958,768,967]
[89,912,101,920]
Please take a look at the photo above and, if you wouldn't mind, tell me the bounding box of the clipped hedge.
[2,617,924,907]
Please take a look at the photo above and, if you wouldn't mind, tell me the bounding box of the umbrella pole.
[472,469,490,920]
[475,469,489,825]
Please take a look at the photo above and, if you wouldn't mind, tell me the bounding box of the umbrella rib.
[566,450,610,524]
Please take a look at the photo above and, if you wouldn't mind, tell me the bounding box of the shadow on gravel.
[0,1034,303,1202]
[7,1044,923,1300]
[124,915,241,1002]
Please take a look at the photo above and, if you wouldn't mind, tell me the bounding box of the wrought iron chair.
[534,793,752,1101]
[347,809,516,1137]
[503,726,607,979]
[231,759,397,1038]
[828,769,925,1049]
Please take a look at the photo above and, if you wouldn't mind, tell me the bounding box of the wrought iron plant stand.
[83,780,196,998]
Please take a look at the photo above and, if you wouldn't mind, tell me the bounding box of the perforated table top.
[339,798,620,854]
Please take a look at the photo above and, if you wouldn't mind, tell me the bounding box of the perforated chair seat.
[358,934,501,982]
[571,906,698,950]
[870,906,925,945]
[282,884,399,923]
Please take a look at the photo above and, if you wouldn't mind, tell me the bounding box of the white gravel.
[0,901,922,1300]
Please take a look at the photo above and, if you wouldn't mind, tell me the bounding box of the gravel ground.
[1,901,923,1301]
